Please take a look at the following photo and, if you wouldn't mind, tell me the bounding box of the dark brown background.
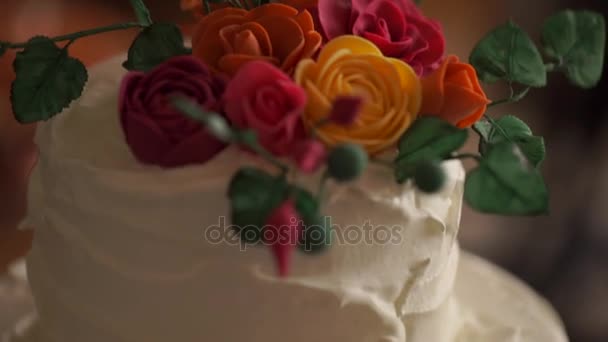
[1,1,607,341]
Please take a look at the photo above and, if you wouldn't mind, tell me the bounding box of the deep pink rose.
[223,61,308,156]
[318,0,445,76]
[119,56,228,167]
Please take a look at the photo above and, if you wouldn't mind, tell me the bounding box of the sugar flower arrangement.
[1,0,605,275]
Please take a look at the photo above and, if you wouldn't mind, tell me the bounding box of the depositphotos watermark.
[204,217,404,251]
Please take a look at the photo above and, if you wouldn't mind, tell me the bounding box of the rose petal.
[292,139,327,173]
[318,0,353,39]
[160,128,227,167]
[354,0,406,40]
[218,54,280,76]
[122,109,173,165]
[224,61,291,105]
[253,86,288,122]
[119,71,145,110]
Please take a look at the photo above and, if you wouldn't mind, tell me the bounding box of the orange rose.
[420,55,490,128]
[191,3,322,76]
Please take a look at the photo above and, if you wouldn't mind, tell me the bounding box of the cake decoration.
[1,0,605,276]
[120,55,228,167]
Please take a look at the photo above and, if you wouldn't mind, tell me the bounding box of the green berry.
[414,160,446,193]
[327,143,368,182]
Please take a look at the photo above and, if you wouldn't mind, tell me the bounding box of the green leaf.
[291,187,331,253]
[129,0,153,26]
[228,168,288,243]
[475,116,545,168]
[395,117,468,183]
[291,187,320,221]
[11,36,88,124]
[123,23,190,72]
[541,10,606,89]
[465,142,549,215]
[470,21,547,87]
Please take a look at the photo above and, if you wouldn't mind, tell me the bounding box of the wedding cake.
[14,56,561,342]
[3,0,605,341]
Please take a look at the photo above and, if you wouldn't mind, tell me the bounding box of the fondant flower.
[420,55,490,128]
[317,0,445,76]
[292,139,327,173]
[294,35,422,154]
[223,60,308,156]
[191,3,322,76]
[119,56,228,167]
[264,199,302,277]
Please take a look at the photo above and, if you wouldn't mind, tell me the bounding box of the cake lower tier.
[7,251,568,342]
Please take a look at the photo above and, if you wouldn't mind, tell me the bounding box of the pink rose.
[119,56,228,167]
[318,0,445,76]
[223,61,308,157]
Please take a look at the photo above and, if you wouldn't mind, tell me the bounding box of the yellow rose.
[294,35,422,154]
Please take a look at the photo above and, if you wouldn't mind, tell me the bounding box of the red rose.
[119,56,228,167]
[317,0,445,76]
[223,61,308,156]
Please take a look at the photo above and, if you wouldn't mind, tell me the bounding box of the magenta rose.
[318,0,445,76]
[223,61,308,156]
[119,56,228,167]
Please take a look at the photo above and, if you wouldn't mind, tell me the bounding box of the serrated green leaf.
[542,10,606,88]
[476,116,545,168]
[465,142,549,215]
[11,36,88,124]
[129,0,153,26]
[395,117,468,183]
[228,167,288,243]
[470,21,547,87]
[123,23,190,72]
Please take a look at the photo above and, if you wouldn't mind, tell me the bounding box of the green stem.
[448,153,482,162]
[370,158,395,169]
[318,170,330,205]
[248,140,289,175]
[203,0,212,13]
[129,0,153,26]
[228,0,244,8]
[483,114,513,142]
[488,86,530,108]
[3,22,145,49]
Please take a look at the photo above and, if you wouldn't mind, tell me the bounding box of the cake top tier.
[3,0,606,275]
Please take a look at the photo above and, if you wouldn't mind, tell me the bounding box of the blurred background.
[0,0,606,341]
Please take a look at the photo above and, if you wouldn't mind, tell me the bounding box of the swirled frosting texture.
[23,56,465,342]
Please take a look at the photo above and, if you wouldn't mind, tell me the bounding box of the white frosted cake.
[12,56,568,342]
[4,0,605,340]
